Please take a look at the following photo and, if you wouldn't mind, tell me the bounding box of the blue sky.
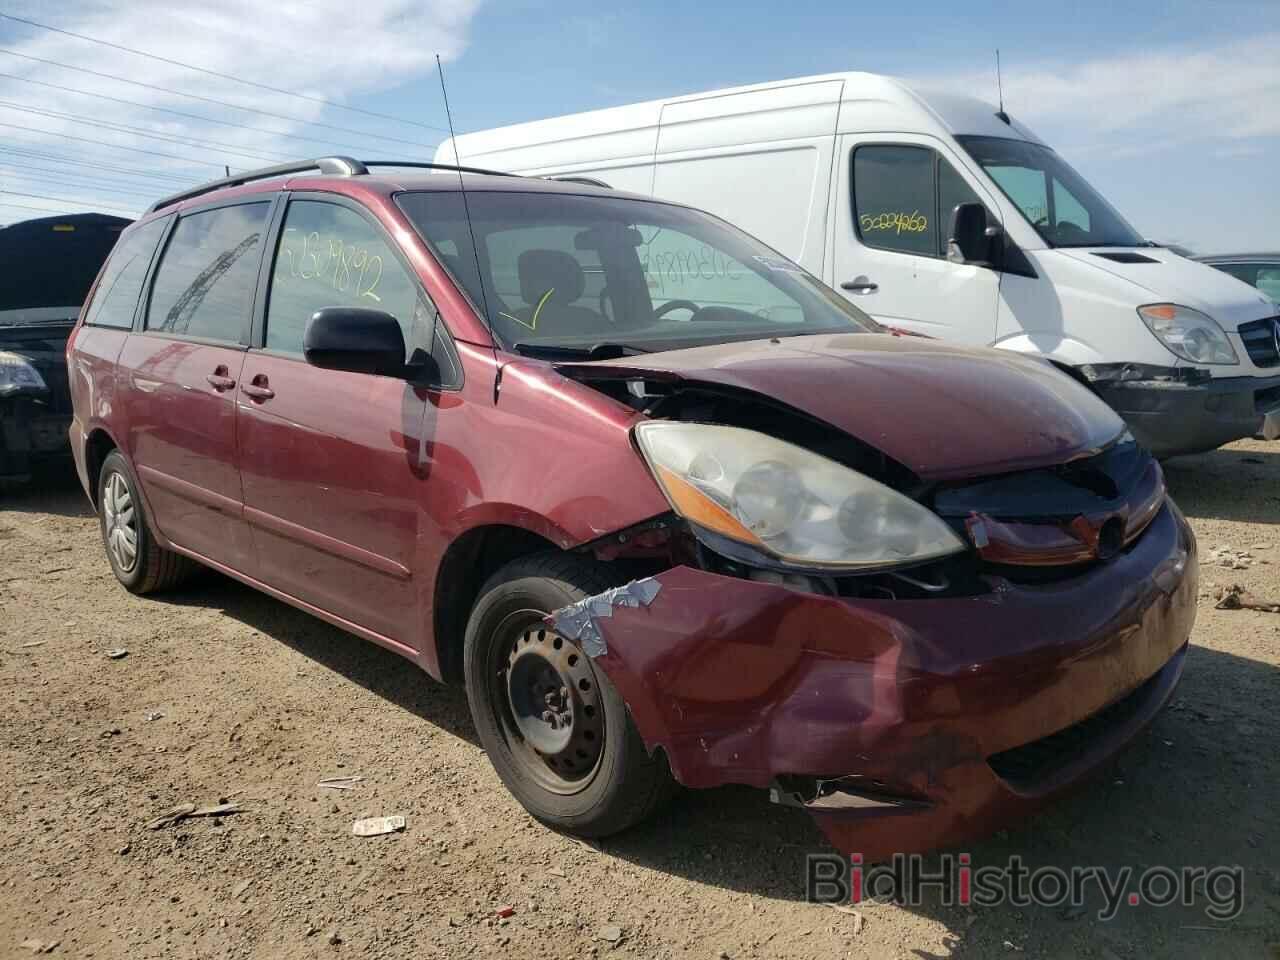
[1,0,1277,252]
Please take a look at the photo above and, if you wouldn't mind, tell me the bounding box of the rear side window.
[265,200,423,354]
[83,218,168,329]
[853,146,990,258]
[146,202,270,341]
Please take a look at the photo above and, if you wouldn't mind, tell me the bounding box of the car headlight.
[0,351,48,396]
[1138,304,1238,365]
[634,421,966,570]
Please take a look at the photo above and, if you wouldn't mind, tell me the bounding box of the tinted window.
[1217,262,1280,302]
[266,201,424,355]
[937,159,985,245]
[146,203,270,340]
[83,218,168,329]
[852,146,937,256]
[1259,268,1280,303]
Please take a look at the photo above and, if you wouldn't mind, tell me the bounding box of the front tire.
[463,553,674,837]
[97,450,195,594]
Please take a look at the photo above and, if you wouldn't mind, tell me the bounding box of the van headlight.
[0,351,48,396]
[634,421,966,570]
[1138,304,1238,365]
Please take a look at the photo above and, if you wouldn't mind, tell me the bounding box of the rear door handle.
[840,276,879,294]
[241,374,274,401]
[206,366,236,391]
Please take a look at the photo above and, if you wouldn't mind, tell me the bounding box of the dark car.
[67,157,1196,861]
[1,212,130,484]
[1198,253,1280,304]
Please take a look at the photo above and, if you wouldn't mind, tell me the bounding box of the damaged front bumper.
[556,502,1197,862]
[1080,364,1280,457]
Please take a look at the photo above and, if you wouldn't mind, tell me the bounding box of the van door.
[831,136,1001,345]
[235,195,435,650]
[118,199,272,572]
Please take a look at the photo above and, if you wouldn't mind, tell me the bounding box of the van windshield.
[956,136,1146,249]
[397,189,877,355]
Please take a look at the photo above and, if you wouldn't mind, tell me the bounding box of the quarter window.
[83,217,168,329]
[146,203,270,341]
[265,201,424,355]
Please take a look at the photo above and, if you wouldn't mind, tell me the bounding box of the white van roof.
[441,72,1045,171]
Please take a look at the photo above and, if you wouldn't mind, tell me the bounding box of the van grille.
[1238,317,1279,368]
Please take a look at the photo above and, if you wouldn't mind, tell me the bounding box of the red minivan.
[67,158,1196,860]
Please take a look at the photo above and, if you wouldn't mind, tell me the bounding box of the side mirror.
[947,202,1001,266]
[304,307,406,377]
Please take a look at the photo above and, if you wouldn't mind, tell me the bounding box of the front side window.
[958,136,1144,248]
[398,190,876,354]
[146,203,270,341]
[83,217,168,329]
[852,146,987,258]
[852,146,937,256]
[265,201,425,355]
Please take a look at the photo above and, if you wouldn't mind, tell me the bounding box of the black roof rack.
[363,160,515,178]
[145,157,518,215]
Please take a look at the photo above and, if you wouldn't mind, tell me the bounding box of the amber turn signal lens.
[653,464,765,548]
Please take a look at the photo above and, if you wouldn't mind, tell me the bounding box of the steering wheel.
[653,299,702,321]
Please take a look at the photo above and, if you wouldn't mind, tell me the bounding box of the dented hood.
[558,333,1125,482]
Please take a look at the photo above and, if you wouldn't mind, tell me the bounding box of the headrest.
[518,249,585,306]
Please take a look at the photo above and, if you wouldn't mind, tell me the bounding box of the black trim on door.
[136,192,283,348]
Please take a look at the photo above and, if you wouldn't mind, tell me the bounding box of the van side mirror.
[304,307,407,377]
[947,202,1001,266]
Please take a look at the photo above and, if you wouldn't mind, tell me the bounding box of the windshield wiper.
[512,342,651,361]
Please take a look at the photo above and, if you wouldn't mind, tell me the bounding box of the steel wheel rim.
[488,610,606,796]
[102,471,138,573]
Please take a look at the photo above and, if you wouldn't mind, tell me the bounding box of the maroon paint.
[584,503,1195,861]
[68,171,1198,860]
[965,459,1167,565]
[115,335,257,574]
[558,334,1126,482]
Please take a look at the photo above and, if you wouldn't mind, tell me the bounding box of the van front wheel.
[462,553,674,837]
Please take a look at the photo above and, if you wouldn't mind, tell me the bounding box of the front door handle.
[241,374,274,401]
[840,276,879,294]
[206,365,236,391]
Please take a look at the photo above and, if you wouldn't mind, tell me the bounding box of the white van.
[436,72,1280,457]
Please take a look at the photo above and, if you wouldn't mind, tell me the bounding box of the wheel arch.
[430,523,563,684]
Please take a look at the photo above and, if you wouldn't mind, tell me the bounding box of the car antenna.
[435,54,493,329]
[995,49,1011,125]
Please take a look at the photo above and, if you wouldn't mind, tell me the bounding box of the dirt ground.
[1,441,1277,960]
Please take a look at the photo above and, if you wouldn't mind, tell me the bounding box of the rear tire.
[97,450,196,594]
[463,552,674,837]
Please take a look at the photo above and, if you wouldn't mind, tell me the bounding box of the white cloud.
[916,33,1280,150]
[0,0,484,221]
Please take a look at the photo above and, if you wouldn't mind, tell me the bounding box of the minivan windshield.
[398,190,877,354]
[956,136,1146,249]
